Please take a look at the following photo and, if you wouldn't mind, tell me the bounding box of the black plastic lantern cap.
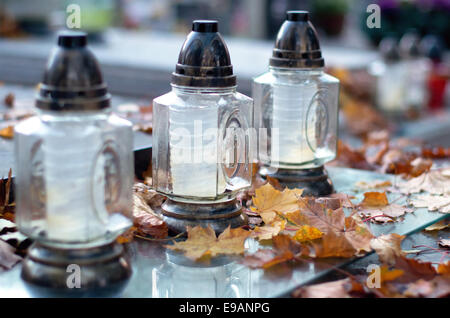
[171,20,237,88]
[57,31,87,48]
[36,30,110,112]
[269,11,324,68]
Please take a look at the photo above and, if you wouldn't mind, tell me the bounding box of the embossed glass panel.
[14,112,134,248]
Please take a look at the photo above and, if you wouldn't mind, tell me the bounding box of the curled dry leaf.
[370,233,406,266]
[166,225,250,261]
[357,192,413,223]
[354,180,392,191]
[410,194,450,214]
[424,220,449,231]
[399,168,450,195]
[133,184,167,239]
[438,239,450,248]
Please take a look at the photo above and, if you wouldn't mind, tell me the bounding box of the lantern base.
[259,165,334,196]
[161,198,247,235]
[21,242,132,297]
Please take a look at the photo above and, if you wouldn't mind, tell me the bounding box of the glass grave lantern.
[152,20,253,234]
[14,31,134,295]
[252,11,339,196]
[399,32,431,113]
[369,37,407,115]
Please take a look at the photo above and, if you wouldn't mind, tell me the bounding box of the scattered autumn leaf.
[355,180,392,190]
[438,239,450,248]
[370,233,406,265]
[404,276,450,298]
[251,183,303,224]
[133,185,167,238]
[361,192,389,206]
[292,225,323,243]
[4,93,14,107]
[357,192,413,223]
[410,194,450,214]
[301,229,360,258]
[241,234,301,269]
[0,126,14,139]
[399,168,450,195]
[250,220,286,241]
[425,220,449,231]
[292,278,364,298]
[290,198,374,257]
[166,225,250,261]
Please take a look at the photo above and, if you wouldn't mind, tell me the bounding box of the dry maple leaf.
[250,220,286,241]
[241,234,301,269]
[357,192,413,223]
[393,256,438,283]
[301,229,360,258]
[294,198,374,257]
[409,194,450,214]
[292,225,323,243]
[251,183,303,224]
[361,191,389,206]
[399,168,450,195]
[240,249,293,269]
[370,233,406,266]
[166,225,250,261]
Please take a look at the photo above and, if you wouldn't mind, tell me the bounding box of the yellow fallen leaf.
[293,225,323,243]
[361,192,389,206]
[165,225,250,261]
[0,126,14,139]
[251,220,286,241]
[252,183,303,224]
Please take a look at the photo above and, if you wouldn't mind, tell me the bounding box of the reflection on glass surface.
[152,251,252,298]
